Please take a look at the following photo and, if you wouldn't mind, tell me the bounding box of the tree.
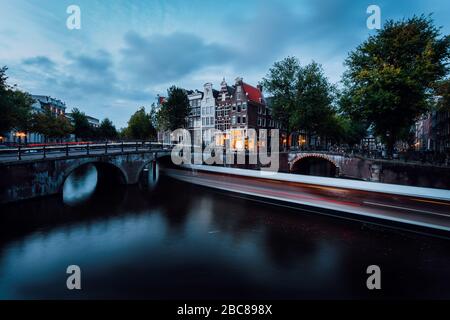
[0,66,33,138]
[336,91,370,147]
[294,62,336,144]
[342,15,450,155]
[148,103,161,129]
[261,57,301,133]
[31,108,73,142]
[435,79,450,111]
[98,118,118,140]
[326,113,367,147]
[262,58,336,146]
[118,127,129,140]
[163,86,189,131]
[70,108,92,141]
[125,107,155,140]
[31,109,52,141]
[52,115,73,140]
[0,66,7,88]
[0,66,14,136]
[10,90,34,142]
[155,104,170,131]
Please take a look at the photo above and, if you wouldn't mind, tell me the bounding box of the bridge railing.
[0,141,174,162]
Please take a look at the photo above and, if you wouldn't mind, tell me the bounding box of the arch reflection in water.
[140,161,160,190]
[63,163,98,205]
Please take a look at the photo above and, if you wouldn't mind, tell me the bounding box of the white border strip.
[183,164,450,202]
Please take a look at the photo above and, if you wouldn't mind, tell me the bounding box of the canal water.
[0,164,450,299]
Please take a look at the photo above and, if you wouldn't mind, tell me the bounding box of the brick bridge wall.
[288,152,380,181]
[0,151,170,204]
[288,151,450,188]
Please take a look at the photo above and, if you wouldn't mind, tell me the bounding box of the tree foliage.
[293,62,336,136]
[125,107,155,140]
[0,66,34,136]
[98,118,118,140]
[262,57,337,142]
[435,79,450,110]
[341,15,450,153]
[31,108,73,141]
[160,86,189,131]
[70,108,92,141]
[261,57,301,133]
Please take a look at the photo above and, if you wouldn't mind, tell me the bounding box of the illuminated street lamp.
[15,131,27,144]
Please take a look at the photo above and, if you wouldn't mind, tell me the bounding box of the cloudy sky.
[1,0,449,128]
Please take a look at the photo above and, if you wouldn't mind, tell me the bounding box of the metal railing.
[0,141,174,162]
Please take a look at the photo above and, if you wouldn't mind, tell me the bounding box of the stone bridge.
[288,151,381,181]
[0,150,171,204]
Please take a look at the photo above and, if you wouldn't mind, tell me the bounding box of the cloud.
[65,50,114,75]
[22,56,56,70]
[21,53,113,96]
[19,50,155,99]
[120,31,235,85]
[223,1,368,67]
[7,0,450,128]
[17,51,154,127]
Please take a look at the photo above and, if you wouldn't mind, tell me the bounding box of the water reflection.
[63,164,98,205]
[139,161,160,190]
[0,170,450,299]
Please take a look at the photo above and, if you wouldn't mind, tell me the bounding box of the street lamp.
[15,131,27,144]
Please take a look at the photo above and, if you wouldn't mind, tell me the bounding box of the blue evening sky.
[0,0,449,128]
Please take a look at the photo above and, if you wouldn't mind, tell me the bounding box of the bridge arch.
[0,149,172,204]
[123,152,172,185]
[290,154,340,177]
[60,160,129,193]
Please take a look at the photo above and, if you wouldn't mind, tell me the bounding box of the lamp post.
[15,132,27,145]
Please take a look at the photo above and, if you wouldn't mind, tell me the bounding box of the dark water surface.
[0,164,449,299]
